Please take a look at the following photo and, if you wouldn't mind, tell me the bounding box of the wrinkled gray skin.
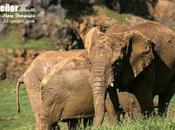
[94,21,175,118]
[84,25,155,127]
[40,51,141,129]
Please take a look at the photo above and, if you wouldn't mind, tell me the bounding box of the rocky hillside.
[0,0,175,80]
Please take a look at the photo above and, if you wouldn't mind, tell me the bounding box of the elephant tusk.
[111,82,114,87]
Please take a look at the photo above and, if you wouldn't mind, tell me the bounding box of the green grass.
[0,80,175,130]
[105,8,132,23]
[0,80,34,130]
[0,30,55,50]
[93,5,132,24]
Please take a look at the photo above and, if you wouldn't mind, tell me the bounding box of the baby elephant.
[118,91,141,120]
[105,88,141,123]
[40,51,141,130]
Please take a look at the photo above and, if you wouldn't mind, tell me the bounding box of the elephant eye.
[112,60,121,70]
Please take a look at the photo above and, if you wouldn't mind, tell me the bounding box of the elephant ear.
[124,31,155,80]
[85,27,104,55]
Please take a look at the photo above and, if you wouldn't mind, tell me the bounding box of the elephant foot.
[51,122,60,130]
[83,118,93,128]
[67,119,78,130]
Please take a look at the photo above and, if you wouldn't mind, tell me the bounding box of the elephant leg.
[67,119,78,130]
[51,122,60,130]
[158,94,168,116]
[158,81,175,116]
[83,118,93,128]
[33,109,50,130]
[132,86,154,117]
[105,87,120,123]
[34,113,41,130]
[35,114,50,130]
[25,89,46,130]
[137,95,154,117]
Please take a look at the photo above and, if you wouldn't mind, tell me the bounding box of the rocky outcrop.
[49,24,84,50]
[104,0,157,20]
[154,0,175,30]
[0,48,41,80]
[154,0,175,22]
[0,23,8,37]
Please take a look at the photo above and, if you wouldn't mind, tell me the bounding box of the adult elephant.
[16,26,150,129]
[106,21,175,116]
[16,49,141,130]
[84,26,155,127]
[16,50,84,130]
[40,51,141,130]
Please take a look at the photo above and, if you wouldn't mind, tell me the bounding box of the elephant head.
[85,27,155,127]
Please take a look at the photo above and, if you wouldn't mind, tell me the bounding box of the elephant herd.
[16,21,175,130]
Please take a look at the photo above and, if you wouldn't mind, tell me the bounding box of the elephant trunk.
[91,60,108,127]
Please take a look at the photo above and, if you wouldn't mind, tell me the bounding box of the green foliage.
[0,80,175,130]
[0,30,55,50]
[94,5,132,23]
[105,8,131,23]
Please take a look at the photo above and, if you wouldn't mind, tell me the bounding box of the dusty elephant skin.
[105,89,141,122]
[40,52,141,130]
[103,21,175,116]
[16,49,140,130]
[16,50,85,130]
[84,24,155,127]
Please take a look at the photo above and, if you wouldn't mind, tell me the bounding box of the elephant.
[17,20,157,129]
[39,51,141,129]
[105,21,175,117]
[16,50,85,130]
[84,24,155,127]
[16,49,141,130]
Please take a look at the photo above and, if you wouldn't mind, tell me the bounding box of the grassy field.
[0,30,55,50]
[1,80,175,130]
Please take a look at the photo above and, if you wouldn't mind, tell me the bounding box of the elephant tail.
[16,77,24,114]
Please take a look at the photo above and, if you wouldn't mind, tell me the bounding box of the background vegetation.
[0,30,55,50]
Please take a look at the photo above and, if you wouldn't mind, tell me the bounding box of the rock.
[6,57,27,80]
[154,0,175,23]
[105,0,156,20]
[0,48,41,80]
[22,23,45,40]
[61,0,91,10]
[123,0,155,19]
[104,0,120,12]
[95,15,118,32]
[49,24,84,50]
[153,0,175,30]
[0,23,7,37]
